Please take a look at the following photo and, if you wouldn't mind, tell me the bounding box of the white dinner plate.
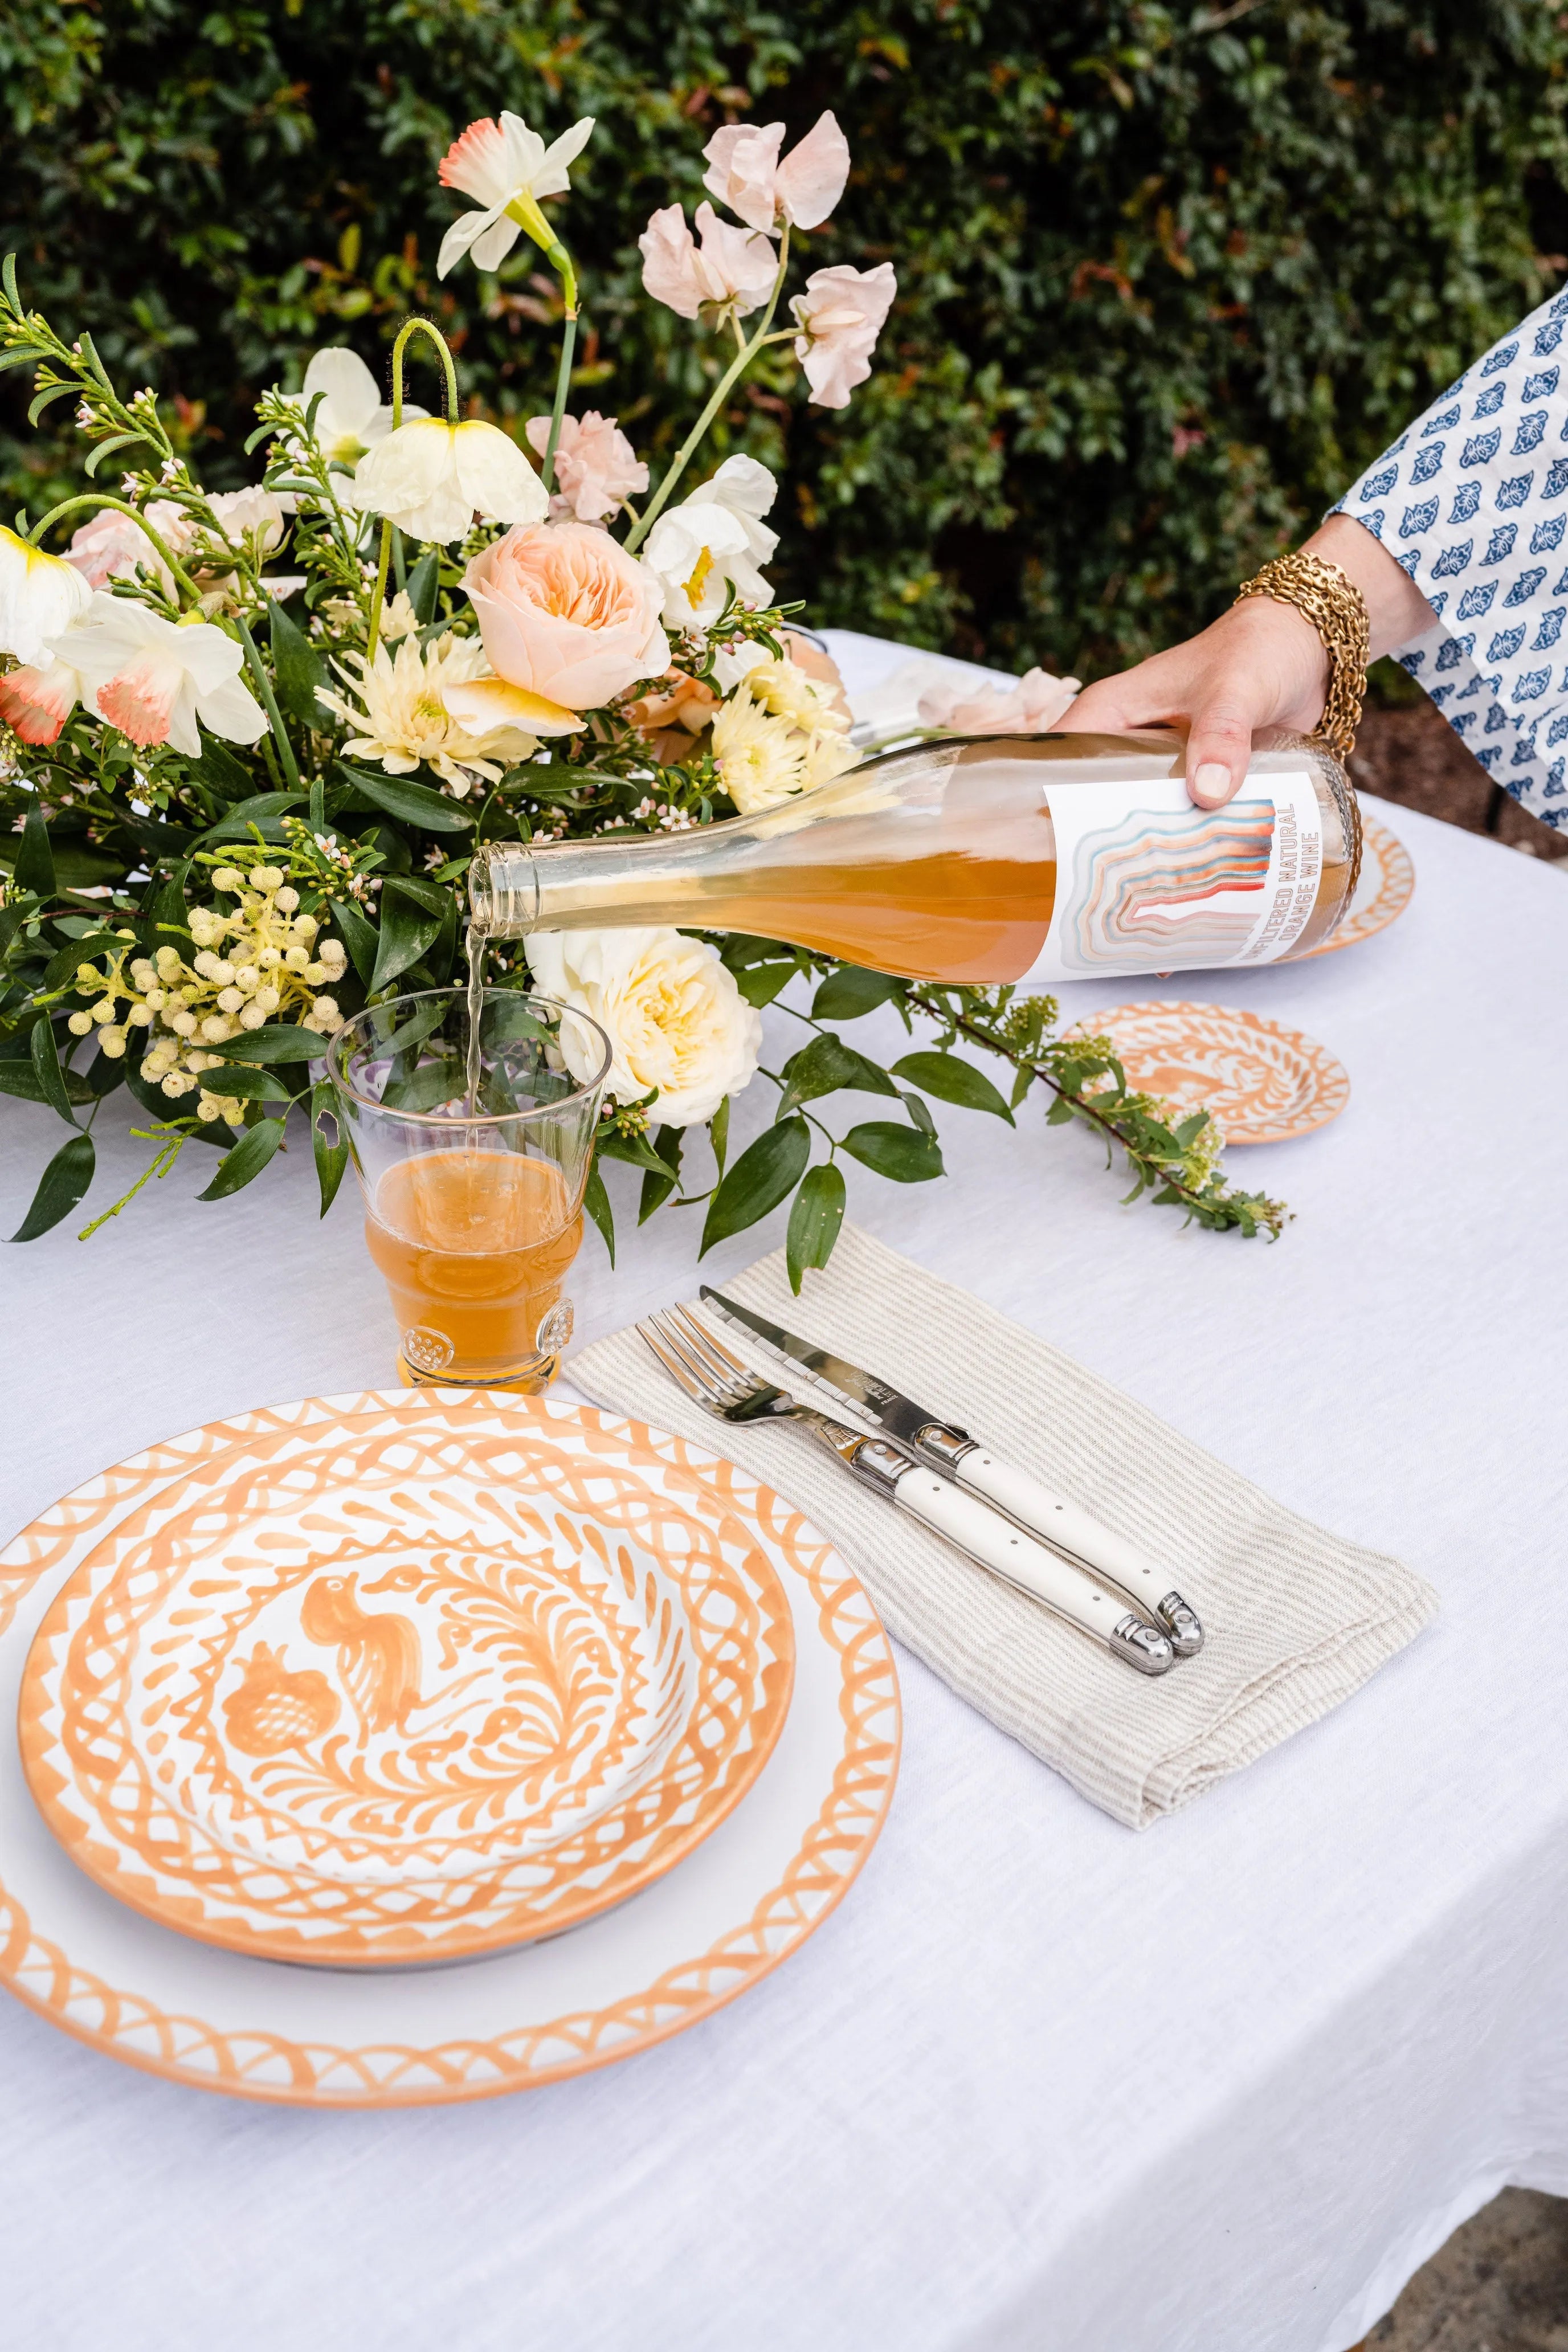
[0,1390,899,2105]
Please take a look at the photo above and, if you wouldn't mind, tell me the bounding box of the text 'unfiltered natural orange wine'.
[327,987,612,1392]
[365,1152,582,1390]
[467,732,1360,985]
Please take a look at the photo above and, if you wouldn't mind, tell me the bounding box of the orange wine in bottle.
[468,732,1360,986]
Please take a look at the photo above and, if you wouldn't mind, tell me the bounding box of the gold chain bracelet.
[1235,549,1371,762]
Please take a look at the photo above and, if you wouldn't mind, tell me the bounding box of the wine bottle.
[468,731,1360,986]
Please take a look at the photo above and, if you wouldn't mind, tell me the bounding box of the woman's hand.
[1062,514,1436,805]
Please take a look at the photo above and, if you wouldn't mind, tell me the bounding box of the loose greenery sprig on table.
[0,101,1285,1280]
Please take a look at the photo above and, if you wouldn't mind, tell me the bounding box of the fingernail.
[1191,762,1231,805]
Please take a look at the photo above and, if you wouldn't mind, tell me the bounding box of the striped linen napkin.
[570,1222,1438,1829]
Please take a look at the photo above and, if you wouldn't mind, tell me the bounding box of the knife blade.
[699,1285,1203,1656]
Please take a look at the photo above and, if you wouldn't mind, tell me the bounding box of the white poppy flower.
[436,112,595,280]
[352,417,549,545]
[276,349,427,469]
[51,594,268,756]
[642,455,780,631]
[0,524,93,665]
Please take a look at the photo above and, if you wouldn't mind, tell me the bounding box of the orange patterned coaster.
[20,1406,795,1967]
[1294,808,1414,960]
[1071,1001,1350,1145]
[1,1392,899,2101]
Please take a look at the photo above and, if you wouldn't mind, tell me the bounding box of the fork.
[638,1306,1174,1676]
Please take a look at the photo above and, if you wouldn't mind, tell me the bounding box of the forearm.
[1301,514,1437,663]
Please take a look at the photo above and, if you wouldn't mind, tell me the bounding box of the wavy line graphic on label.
[1057,798,1276,972]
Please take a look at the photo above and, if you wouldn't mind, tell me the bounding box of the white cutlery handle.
[892,1467,1132,1645]
[954,1449,1169,1611]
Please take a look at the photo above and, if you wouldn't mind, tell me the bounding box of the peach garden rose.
[460,520,669,714]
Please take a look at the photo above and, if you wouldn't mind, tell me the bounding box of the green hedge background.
[3,1,1566,679]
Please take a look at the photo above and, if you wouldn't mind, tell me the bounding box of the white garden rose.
[525,926,761,1127]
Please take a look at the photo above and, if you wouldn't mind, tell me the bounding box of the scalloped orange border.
[1296,810,1415,961]
[1,1395,900,2105]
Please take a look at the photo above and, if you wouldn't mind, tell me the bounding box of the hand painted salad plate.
[1071,1001,1350,1145]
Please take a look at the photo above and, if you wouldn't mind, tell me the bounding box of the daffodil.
[352,418,548,545]
[276,349,425,470]
[436,112,595,280]
[52,595,267,756]
[642,455,779,631]
[0,524,92,665]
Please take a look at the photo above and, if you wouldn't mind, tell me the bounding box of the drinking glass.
[327,987,612,1393]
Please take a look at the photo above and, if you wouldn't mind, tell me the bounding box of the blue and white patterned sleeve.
[1330,287,1568,831]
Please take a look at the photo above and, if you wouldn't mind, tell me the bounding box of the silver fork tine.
[664,1306,761,1397]
[667,1304,753,1381]
[646,1308,741,1398]
[637,1318,726,1411]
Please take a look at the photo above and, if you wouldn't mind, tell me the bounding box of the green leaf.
[597,1127,679,1180]
[204,1026,330,1064]
[40,930,131,994]
[189,1062,296,1103]
[1045,1095,1076,1125]
[81,1046,126,1099]
[336,764,473,833]
[0,1060,93,1108]
[407,547,442,624]
[583,1159,615,1265]
[777,1032,898,1116]
[734,961,796,1008]
[370,878,444,993]
[28,380,76,427]
[811,967,904,1020]
[309,774,326,833]
[197,791,308,844]
[891,1050,1015,1124]
[310,1078,349,1218]
[84,431,150,477]
[9,1131,95,1243]
[144,858,194,941]
[700,1116,810,1255]
[193,742,255,805]
[197,1114,288,1202]
[329,896,378,987]
[639,1124,684,1223]
[899,1087,937,1138]
[709,1093,730,1177]
[786,1160,846,1295]
[268,598,330,729]
[839,1122,945,1183]
[1010,1064,1035,1110]
[14,801,56,897]
[30,1015,77,1125]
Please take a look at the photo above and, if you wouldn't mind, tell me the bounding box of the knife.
[699,1286,1203,1656]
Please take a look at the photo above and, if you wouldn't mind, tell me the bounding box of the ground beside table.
[1,643,1566,2352]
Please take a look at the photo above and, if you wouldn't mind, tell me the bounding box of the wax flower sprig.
[0,101,1279,1263]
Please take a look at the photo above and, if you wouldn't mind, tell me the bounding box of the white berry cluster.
[68,864,348,1125]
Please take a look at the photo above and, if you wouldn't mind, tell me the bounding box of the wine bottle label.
[1022,770,1324,982]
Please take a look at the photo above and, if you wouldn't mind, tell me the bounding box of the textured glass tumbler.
[328,988,612,1393]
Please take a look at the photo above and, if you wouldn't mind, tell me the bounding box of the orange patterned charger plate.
[21,1408,795,1967]
[1,1391,898,2101]
[1294,807,1415,959]
[1072,1001,1350,1145]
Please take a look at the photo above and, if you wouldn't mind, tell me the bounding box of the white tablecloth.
[3,630,1566,2352]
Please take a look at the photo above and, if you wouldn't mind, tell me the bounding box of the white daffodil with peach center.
[352,416,548,545]
[436,112,595,280]
[50,595,268,756]
[320,631,571,793]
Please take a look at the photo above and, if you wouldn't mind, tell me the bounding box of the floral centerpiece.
[0,106,1284,1283]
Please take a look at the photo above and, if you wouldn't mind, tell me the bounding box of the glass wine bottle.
[468,730,1361,986]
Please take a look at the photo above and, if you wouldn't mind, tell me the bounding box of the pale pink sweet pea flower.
[790,263,897,407]
[51,594,267,756]
[638,202,777,325]
[460,520,669,714]
[66,500,192,593]
[917,667,1083,735]
[703,112,850,235]
[524,411,648,524]
[436,111,595,279]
